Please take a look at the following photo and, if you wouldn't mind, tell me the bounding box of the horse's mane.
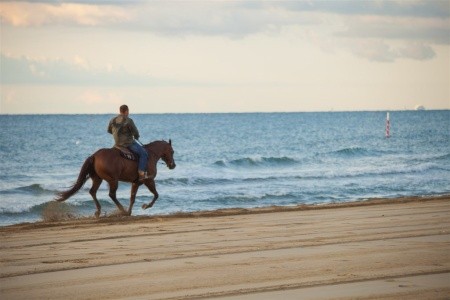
[144,140,169,147]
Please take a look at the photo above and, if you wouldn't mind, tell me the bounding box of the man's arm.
[107,118,113,134]
[128,119,140,140]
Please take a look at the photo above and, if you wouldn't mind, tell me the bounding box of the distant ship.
[415,105,425,111]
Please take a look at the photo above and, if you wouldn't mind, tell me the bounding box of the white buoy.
[386,112,390,138]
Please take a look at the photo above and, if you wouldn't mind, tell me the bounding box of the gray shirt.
[107,114,140,147]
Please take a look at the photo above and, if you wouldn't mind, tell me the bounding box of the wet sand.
[1,196,449,299]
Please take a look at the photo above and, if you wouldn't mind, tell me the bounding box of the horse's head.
[161,139,176,170]
[145,140,176,170]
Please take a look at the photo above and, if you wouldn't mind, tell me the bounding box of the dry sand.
[1,196,449,299]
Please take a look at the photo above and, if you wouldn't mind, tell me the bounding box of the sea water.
[0,111,449,225]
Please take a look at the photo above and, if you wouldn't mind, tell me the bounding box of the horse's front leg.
[128,183,140,216]
[142,179,159,210]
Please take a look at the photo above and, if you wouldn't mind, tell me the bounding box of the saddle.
[114,146,137,161]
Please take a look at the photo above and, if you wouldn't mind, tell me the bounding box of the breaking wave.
[325,147,391,158]
[213,156,298,168]
[0,184,56,196]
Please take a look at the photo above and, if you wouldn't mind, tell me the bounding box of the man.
[108,104,149,181]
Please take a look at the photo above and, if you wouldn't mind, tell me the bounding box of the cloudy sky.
[1,0,449,114]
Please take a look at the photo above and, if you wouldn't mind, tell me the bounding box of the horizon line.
[1,108,449,116]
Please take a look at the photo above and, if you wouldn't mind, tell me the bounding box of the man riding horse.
[107,104,149,181]
[55,111,176,216]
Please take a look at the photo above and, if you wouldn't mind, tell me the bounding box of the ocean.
[0,111,449,226]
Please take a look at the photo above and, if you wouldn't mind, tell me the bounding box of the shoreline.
[1,195,449,299]
[1,194,448,230]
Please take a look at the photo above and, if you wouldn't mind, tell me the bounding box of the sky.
[0,0,449,114]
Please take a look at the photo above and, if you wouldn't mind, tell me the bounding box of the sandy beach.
[1,196,449,299]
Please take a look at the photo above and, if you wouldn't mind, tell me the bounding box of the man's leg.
[129,142,149,178]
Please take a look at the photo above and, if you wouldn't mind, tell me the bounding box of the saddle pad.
[114,146,137,161]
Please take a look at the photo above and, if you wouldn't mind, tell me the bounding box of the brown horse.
[55,140,176,217]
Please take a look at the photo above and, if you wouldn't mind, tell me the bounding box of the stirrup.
[138,171,149,181]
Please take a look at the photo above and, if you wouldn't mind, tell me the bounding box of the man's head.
[119,105,129,116]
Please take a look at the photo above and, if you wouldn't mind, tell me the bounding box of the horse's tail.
[55,155,95,202]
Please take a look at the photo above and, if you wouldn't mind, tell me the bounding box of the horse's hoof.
[142,204,153,210]
[94,211,100,218]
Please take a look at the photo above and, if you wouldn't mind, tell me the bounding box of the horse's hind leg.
[108,180,127,215]
[128,183,139,216]
[89,175,103,218]
[142,179,159,210]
